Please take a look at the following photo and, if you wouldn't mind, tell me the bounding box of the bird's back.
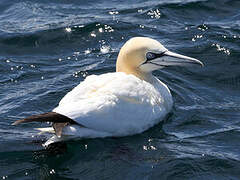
[53,72,173,136]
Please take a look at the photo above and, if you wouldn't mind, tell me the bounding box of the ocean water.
[0,0,240,179]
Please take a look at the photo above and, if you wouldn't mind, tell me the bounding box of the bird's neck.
[116,65,154,82]
[116,54,154,82]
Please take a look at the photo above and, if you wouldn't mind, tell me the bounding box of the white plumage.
[53,72,173,136]
[14,37,203,146]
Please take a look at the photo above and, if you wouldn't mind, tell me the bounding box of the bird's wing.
[53,72,167,135]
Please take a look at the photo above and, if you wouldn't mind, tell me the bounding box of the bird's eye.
[146,52,156,60]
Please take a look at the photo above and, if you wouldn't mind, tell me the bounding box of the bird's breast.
[53,72,173,136]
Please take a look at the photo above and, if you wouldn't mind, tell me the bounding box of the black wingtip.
[12,112,78,125]
[12,112,83,137]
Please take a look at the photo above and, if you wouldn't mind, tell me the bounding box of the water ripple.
[1,0,240,179]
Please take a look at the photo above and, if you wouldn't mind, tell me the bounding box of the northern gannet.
[13,37,203,146]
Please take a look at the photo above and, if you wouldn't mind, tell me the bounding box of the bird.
[12,37,203,146]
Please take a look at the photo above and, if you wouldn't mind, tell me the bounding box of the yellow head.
[116,37,203,81]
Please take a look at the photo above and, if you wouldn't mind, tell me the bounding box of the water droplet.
[100,45,110,54]
[99,28,103,33]
[147,9,161,19]
[109,11,119,15]
[82,73,87,78]
[212,43,230,55]
[104,25,114,32]
[49,169,55,174]
[198,24,208,31]
[84,49,91,54]
[148,138,153,142]
[74,52,80,56]
[65,27,71,33]
[90,33,96,37]
[150,145,157,150]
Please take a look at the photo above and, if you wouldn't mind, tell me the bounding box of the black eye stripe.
[146,51,166,61]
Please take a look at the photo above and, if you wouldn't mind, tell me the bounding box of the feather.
[12,112,83,137]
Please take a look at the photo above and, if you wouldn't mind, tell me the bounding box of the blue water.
[0,0,240,179]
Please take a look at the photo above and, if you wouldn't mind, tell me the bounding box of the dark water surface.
[0,0,240,179]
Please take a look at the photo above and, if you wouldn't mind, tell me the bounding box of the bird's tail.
[12,112,80,138]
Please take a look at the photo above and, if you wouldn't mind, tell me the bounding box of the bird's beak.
[148,51,204,68]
